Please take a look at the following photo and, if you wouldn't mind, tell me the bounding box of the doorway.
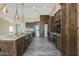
[44,24,48,37]
[35,24,40,37]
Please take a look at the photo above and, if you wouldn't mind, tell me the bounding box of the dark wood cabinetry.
[54,10,61,51]
[48,16,54,32]
[48,16,55,41]
[47,3,79,56]
[60,4,67,56]
[25,22,35,28]
[48,10,62,51]
[60,3,78,56]
[54,10,61,34]
[0,35,32,56]
[68,4,77,56]
[16,36,31,56]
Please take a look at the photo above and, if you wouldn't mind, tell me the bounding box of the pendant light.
[0,3,8,15]
[21,3,25,22]
[14,3,19,20]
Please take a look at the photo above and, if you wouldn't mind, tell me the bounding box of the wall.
[0,17,23,36]
[0,17,12,35]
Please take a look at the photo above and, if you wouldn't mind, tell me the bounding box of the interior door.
[35,24,40,37]
[44,24,48,37]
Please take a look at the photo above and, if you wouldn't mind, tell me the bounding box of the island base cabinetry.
[0,35,31,56]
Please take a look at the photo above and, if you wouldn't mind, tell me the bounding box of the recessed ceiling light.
[33,6,36,8]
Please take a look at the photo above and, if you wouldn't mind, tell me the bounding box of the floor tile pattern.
[23,37,61,56]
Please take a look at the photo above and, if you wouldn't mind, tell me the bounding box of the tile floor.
[23,37,61,56]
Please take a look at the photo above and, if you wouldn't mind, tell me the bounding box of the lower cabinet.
[68,30,77,56]
[0,35,32,56]
[57,35,61,52]
[16,37,31,56]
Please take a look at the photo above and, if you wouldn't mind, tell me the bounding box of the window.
[9,26,13,33]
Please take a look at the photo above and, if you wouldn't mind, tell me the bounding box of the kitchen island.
[0,34,32,56]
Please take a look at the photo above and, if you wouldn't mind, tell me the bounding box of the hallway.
[23,37,61,56]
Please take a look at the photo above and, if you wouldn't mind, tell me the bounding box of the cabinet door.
[61,4,67,56]
[68,3,77,56]
[68,30,77,56]
[69,4,77,29]
[61,3,78,56]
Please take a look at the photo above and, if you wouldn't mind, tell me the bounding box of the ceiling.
[0,3,57,22]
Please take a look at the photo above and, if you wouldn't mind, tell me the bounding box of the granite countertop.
[0,34,26,41]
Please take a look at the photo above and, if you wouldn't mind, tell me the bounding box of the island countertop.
[0,33,32,56]
[0,34,26,41]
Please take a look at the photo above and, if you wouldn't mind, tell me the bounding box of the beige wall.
[0,17,12,35]
[0,18,24,36]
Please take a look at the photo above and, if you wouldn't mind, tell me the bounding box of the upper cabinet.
[54,9,61,34]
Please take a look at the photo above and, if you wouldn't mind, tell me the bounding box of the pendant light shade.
[21,3,25,22]
[14,3,19,20]
[0,3,8,15]
[14,13,19,20]
[14,9,19,20]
